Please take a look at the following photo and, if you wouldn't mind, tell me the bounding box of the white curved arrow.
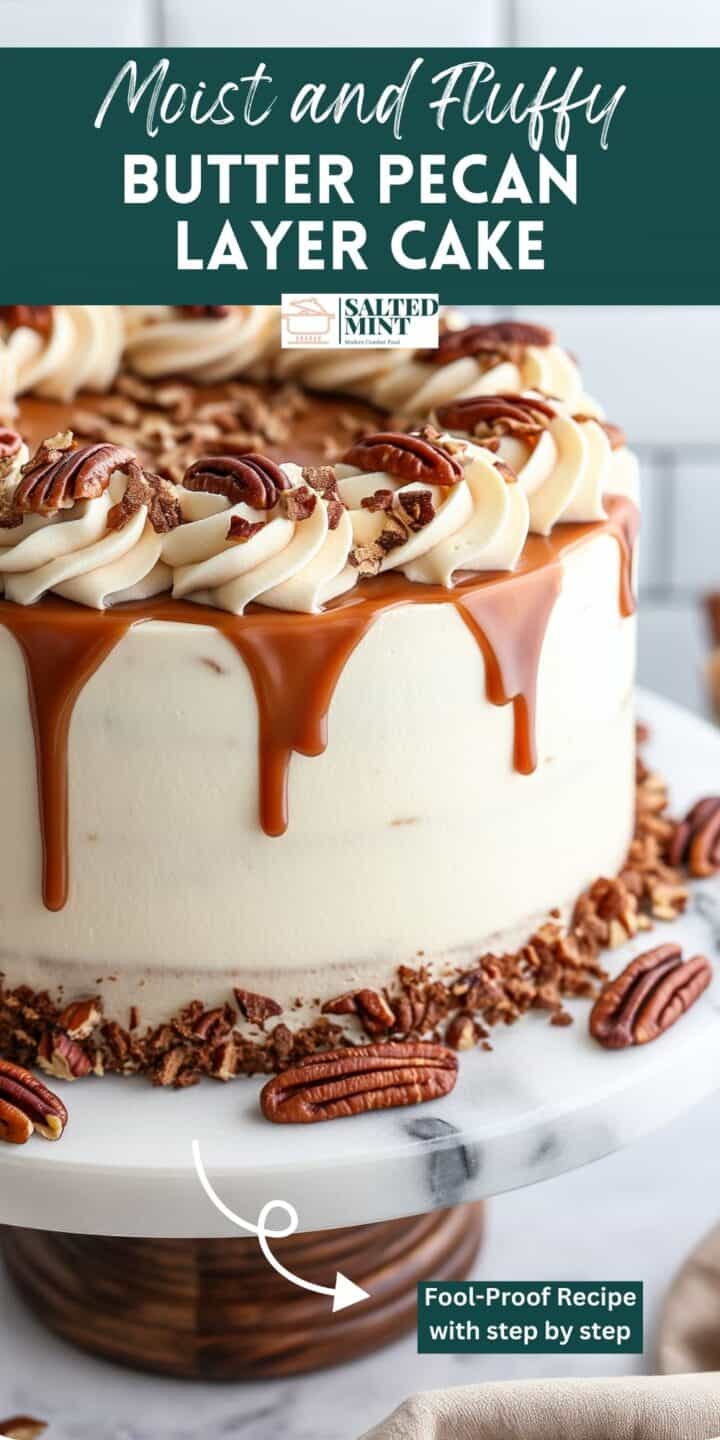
[191,1138,370,1313]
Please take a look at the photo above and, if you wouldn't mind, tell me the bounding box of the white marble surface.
[2,1091,720,1439]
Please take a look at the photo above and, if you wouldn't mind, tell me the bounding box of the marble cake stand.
[1,689,719,1378]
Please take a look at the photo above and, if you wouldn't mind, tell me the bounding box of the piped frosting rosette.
[165,454,357,614]
[364,320,597,418]
[0,306,125,415]
[168,431,529,616]
[433,394,640,535]
[335,430,529,585]
[0,431,180,608]
[122,305,281,383]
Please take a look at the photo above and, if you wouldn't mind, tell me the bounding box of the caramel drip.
[0,495,638,911]
[1,605,134,910]
[457,565,562,774]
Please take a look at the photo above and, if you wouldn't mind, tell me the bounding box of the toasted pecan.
[589,944,712,1049]
[183,452,289,509]
[260,1041,457,1123]
[420,319,553,367]
[343,431,463,486]
[16,435,134,515]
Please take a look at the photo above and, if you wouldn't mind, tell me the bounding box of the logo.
[281,294,439,350]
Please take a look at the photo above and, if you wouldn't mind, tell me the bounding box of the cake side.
[0,522,635,1039]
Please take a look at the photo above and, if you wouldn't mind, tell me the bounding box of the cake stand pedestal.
[1,690,719,1379]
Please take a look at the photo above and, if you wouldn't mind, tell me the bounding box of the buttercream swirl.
[434,394,639,535]
[122,305,281,382]
[120,309,603,419]
[0,435,176,608]
[0,306,124,414]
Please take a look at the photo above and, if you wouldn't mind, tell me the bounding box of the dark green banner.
[0,49,717,302]
[417,1282,643,1354]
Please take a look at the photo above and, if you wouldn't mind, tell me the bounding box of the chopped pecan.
[589,944,712,1049]
[395,487,435,532]
[260,1041,457,1123]
[668,797,720,878]
[301,464,345,529]
[278,485,317,522]
[0,1057,68,1142]
[107,460,181,534]
[37,1030,93,1081]
[343,431,463,486]
[56,996,102,1041]
[445,1012,479,1051]
[16,435,135,515]
[435,393,555,443]
[228,515,265,543]
[191,1006,234,1042]
[361,488,394,513]
[420,319,553,367]
[183,453,289,509]
[322,987,395,1037]
[349,540,385,575]
[234,988,283,1025]
[0,304,53,335]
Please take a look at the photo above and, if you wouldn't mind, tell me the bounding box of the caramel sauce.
[0,495,638,912]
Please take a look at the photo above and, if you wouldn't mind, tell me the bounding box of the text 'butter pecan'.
[260,1041,457,1124]
[589,944,712,1050]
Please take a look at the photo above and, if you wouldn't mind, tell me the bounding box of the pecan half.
[0,1057,68,1142]
[260,1041,457,1123]
[420,320,553,367]
[668,797,720,878]
[435,393,555,445]
[343,431,463,486]
[107,460,181,533]
[0,1418,47,1440]
[183,453,289,509]
[589,944,712,1049]
[0,304,53,335]
[0,428,22,461]
[15,435,134,515]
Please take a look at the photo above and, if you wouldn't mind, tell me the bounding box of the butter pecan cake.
[0,307,642,1085]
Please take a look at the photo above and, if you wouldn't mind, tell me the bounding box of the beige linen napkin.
[660,1223,720,1376]
[358,1373,720,1439]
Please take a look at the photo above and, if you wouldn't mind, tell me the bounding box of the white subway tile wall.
[1,0,716,714]
[161,0,501,45]
[1,0,152,43]
[514,0,720,46]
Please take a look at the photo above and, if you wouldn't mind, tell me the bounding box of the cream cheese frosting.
[0,306,124,414]
[0,433,178,609]
[122,305,281,382]
[434,394,639,534]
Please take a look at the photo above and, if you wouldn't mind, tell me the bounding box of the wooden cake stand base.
[0,1203,485,1379]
